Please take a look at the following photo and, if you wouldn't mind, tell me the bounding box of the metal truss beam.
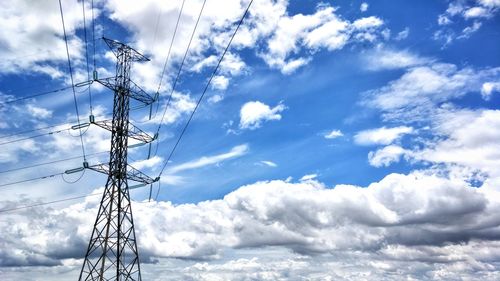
[92,119,156,144]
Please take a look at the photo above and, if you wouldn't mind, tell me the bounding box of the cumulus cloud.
[0,0,88,77]
[354,126,413,146]
[410,109,500,178]
[239,101,286,130]
[368,145,407,167]
[259,5,386,74]
[3,168,500,280]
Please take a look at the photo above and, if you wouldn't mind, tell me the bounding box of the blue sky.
[1,0,500,280]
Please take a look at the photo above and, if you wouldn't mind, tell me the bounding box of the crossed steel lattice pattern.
[79,38,155,281]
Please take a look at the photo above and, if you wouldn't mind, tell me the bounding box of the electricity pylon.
[79,38,158,281]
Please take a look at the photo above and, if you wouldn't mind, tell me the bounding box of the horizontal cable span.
[0,193,101,213]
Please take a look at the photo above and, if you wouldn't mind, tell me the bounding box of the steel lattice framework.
[79,38,157,281]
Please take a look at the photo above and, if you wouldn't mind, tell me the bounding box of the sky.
[1,0,500,280]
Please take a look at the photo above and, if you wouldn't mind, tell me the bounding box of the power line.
[150,2,164,51]
[81,0,94,115]
[0,151,108,175]
[91,0,96,70]
[0,172,64,189]
[59,0,87,162]
[156,0,186,95]
[0,85,72,105]
[0,193,101,214]
[0,126,70,146]
[154,0,207,138]
[154,0,254,200]
[0,121,71,140]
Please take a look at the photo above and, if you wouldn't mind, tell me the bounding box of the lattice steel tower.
[79,38,158,281]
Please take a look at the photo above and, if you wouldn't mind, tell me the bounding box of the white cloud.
[260,160,277,167]
[464,6,490,18]
[4,168,500,280]
[435,0,500,44]
[360,3,369,12]
[324,129,343,139]
[354,126,413,146]
[280,57,311,75]
[395,27,409,40]
[147,92,196,125]
[167,144,249,174]
[191,55,218,73]
[368,145,407,167]
[352,16,384,30]
[481,82,500,99]
[438,14,452,25]
[458,21,483,39]
[211,75,229,91]
[480,0,500,7]
[220,52,246,76]
[362,47,432,71]
[131,155,163,171]
[207,94,223,104]
[26,104,53,119]
[239,101,286,130]
[300,173,318,181]
[0,0,88,77]
[410,109,500,178]
[363,63,500,118]
[260,5,386,74]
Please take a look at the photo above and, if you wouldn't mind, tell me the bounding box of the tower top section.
[103,37,150,62]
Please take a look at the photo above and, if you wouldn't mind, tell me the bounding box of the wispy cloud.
[168,144,249,174]
[260,160,277,167]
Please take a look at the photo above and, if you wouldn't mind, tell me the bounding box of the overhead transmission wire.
[0,121,72,140]
[59,0,87,162]
[81,0,93,115]
[0,193,101,214]
[91,0,96,70]
[0,151,111,188]
[154,0,254,201]
[135,0,185,127]
[150,0,165,51]
[156,0,186,96]
[0,86,73,105]
[0,126,71,146]
[153,0,205,146]
[0,151,109,175]
[0,172,65,189]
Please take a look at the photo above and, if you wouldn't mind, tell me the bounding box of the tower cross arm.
[92,119,157,144]
[86,162,159,185]
[96,77,156,105]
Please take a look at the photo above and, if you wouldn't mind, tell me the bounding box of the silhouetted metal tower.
[79,38,158,281]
